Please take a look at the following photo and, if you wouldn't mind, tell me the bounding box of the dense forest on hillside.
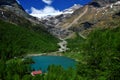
[0,18,120,79]
[0,20,59,59]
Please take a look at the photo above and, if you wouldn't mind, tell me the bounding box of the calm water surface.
[31,56,76,72]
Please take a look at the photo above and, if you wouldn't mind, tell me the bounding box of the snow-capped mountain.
[62,4,82,14]
[38,4,81,20]
[39,4,82,38]
[40,0,120,39]
[1,0,119,39]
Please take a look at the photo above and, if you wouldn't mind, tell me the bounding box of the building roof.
[31,70,42,76]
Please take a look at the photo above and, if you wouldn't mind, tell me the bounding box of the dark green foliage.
[0,59,31,80]
[23,58,34,64]
[0,19,59,80]
[0,19,120,80]
[81,27,120,80]
[0,20,59,59]
[67,33,84,52]
[66,27,120,80]
[43,65,77,80]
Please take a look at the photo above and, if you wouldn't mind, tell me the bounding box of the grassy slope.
[63,25,120,79]
[64,14,120,63]
[0,20,59,59]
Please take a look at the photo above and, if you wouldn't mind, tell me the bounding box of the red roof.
[31,70,42,76]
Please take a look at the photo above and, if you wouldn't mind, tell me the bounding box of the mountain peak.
[39,4,81,20]
[63,4,82,14]
[0,0,17,6]
[0,0,40,25]
[0,0,25,11]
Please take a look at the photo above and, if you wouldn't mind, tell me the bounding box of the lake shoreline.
[31,55,76,72]
[26,52,80,62]
[26,52,63,57]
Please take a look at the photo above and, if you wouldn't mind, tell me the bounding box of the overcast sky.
[18,0,91,18]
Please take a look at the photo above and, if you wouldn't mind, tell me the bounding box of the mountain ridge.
[0,0,59,56]
[0,0,43,26]
[40,0,120,39]
[0,0,120,39]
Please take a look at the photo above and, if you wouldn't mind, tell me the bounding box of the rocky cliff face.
[0,0,41,25]
[0,0,25,14]
[93,0,119,3]
[90,0,119,7]
[0,0,17,5]
[0,0,48,37]
[1,0,119,39]
[41,4,81,38]
[68,1,120,36]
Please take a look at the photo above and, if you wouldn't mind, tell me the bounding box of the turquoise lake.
[31,56,76,72]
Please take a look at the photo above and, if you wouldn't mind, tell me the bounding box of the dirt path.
[78,32,86,39]
[65,6,88,39]
[66,6,88,29]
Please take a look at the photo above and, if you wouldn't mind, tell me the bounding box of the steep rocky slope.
[0,0,43,29]
[1,0,119,39]
[91,0,119,7]
[0,0,59,54]
[68,1,120,36]
[41,4,81,38]
[41,0,120,39]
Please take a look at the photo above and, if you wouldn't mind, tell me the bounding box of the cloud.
[30,6,62,18]
[42,0,52,5]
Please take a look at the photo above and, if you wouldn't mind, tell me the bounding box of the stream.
[57,38,69,52]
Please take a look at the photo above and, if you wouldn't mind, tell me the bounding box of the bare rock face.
[40,4,81,38]
[1,0,119,39]
[0,0,16,5]
[93,0,119,3]
[0,0,41,25]
[0,0,24,10]
[0,0,28,17]
[41,0,120,38]
[91,0,119,7]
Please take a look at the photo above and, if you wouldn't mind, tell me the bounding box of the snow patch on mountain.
[30,4,81,19]
[114,1,120,5]
[63,4,82,14]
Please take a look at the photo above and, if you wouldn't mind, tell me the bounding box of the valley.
[0,0,120,80]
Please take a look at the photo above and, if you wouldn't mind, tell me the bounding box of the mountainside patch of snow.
[30,4,81,19]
